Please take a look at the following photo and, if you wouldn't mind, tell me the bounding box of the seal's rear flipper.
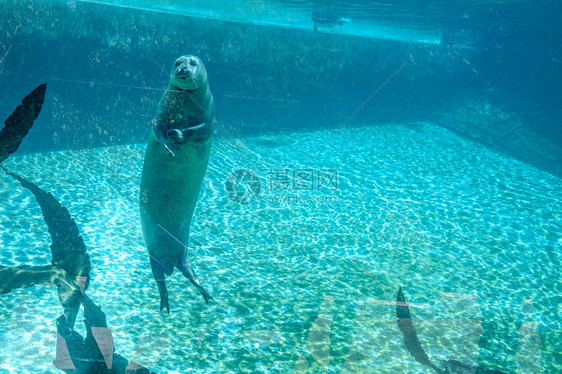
[0,83,47,164]
[178,254,213,304]
[150,256,170,314]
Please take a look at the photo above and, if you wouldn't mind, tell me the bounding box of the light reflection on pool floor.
[0,123,560,373]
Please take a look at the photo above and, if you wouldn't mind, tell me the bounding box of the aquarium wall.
[1,1,472,149]
[2,1,561,175]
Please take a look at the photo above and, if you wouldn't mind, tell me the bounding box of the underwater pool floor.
[0,123,560,373]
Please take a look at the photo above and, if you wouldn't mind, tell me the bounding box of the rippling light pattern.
[0,123,560,372]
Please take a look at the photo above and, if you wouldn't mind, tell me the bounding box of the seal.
[140,55,214,313]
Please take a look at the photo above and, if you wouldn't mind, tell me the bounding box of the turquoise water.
[0,123,560,372]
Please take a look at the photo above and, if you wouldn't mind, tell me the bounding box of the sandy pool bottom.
[0,122,560,373]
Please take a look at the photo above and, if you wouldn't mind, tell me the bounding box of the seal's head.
[170,55,208,90]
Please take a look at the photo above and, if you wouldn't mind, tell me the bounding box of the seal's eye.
[189,60,197,67]
[175,60,181,66]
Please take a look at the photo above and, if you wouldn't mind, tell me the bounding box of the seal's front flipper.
[178,252,213,304]
[166,122,211,145]
[150,256,170,314]
[152,121,175,157]
[177,121,212,144]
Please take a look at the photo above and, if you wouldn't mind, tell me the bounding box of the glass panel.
[1,0,560,373]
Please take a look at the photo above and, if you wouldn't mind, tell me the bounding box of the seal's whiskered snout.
[174,55,199,79]
[170,57,203,90]
[176,65,193,77]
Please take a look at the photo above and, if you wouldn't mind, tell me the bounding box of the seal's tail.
[150,256,171,314]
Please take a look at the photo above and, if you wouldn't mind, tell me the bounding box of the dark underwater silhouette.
[396,287,506,374]
[55,294,155,374]
[0,264,80,298]
[0,84,154,373]
[2,167,91,328]
[0,83,46,164]
[396,286,443,373]
[0,82,87,327]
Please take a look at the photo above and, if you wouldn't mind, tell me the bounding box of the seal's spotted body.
[139,55,214,313]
